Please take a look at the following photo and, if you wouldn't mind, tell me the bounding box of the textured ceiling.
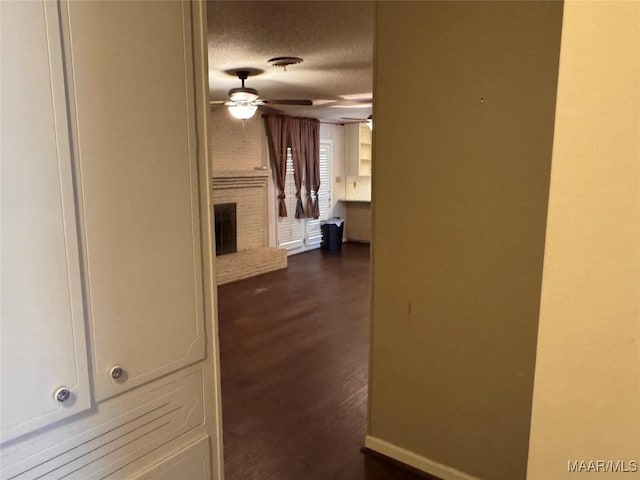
[207,1,374,123]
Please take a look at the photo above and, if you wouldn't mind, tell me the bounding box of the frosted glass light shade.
[228,104,258,120]
[229,90,259,102]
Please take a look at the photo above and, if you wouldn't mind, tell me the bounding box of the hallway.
[217,243,426,480]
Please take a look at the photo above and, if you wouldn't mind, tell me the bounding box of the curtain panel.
[264,115,288,217]
[264,114,320,219]
[285,118,306,219]
[303,118,321,219]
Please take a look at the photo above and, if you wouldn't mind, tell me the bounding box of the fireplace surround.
[211,170,287,284]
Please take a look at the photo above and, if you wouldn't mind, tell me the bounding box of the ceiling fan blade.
[339,93,373,102]
[263,99,313,106]
[259,105,283,116]
[330,103,372,109]
[209,100,226,106]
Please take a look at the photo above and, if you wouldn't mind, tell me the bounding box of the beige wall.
[369,2,563,479]
[527,2,640,478]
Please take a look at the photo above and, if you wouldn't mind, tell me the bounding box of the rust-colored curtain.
[285,118,306,219]
[302,118,321,218]
[264,115,288,217]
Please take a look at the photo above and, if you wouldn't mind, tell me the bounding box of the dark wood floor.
[217,243,426,480]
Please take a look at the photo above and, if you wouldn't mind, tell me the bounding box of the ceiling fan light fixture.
[228,87,259,102]
[227,103,258,120]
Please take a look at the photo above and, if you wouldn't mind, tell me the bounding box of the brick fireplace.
[211,170,287,285]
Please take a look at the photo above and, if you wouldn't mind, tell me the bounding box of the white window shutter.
[304,143,331,246]
[276,143,332,252]
[277,149,305,250]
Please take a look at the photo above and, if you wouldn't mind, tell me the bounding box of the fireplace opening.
[214,203,237,256]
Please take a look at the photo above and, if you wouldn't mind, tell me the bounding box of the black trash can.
[321,218,344,251]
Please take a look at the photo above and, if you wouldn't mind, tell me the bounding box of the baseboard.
[364,436,481,480]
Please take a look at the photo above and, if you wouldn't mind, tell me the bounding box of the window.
[276,148,305,250]
[276,142,332,253]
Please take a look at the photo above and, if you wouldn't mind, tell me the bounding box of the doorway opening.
[206,1,375,478]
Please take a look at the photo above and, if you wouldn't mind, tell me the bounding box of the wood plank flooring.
[217,243,427,480]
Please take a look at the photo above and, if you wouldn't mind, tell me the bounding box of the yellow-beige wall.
[369,2,563,479]
[527,2,640,478]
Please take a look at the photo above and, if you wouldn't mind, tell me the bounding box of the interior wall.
[527,2,640,478]
[369,2,563,479]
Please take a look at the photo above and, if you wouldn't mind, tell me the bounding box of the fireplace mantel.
[211,169,270,177]
[211,169,270,190]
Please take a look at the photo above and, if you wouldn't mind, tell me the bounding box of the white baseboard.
[364,436,481,480]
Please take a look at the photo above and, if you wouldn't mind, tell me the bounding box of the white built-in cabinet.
[0,1,222,478]
[345,123,372,177]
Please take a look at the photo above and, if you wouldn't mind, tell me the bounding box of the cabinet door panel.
[0,0,91,442]
[61,0,205,401]
[130,436,211,480]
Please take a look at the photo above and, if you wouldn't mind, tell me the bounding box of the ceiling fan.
[210,70,312,119]
[340,114,373,129]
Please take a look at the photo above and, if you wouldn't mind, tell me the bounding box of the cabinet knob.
[110,365,124,380]
[54,387,71,403]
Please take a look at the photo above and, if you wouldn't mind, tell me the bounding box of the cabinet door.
[60,0,206,401]
[0,0,91,442]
